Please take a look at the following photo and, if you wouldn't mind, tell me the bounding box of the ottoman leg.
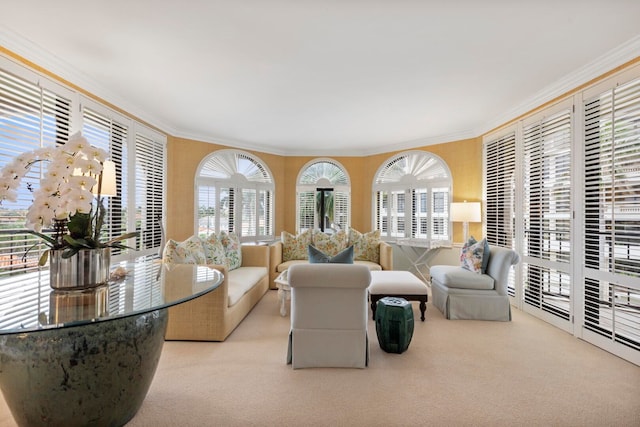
[370,295,380,320]
[419,298,427,321]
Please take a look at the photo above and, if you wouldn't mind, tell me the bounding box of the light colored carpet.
[1,290,639,426]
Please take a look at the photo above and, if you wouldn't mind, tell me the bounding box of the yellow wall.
[166,136,483,243]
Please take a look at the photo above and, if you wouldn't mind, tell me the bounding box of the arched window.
[196,149,274,241]
[296,159,350,233]
[373,150,452,241]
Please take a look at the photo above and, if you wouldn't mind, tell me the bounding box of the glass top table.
[0,256,224,335]
[0,257,224,426]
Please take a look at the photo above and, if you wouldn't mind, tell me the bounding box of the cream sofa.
[269,229,393,289]
[163,234,269,341]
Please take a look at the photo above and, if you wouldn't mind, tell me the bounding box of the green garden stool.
[375,297,414,354]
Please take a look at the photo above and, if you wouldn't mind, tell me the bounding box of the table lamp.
[451,201,481,243]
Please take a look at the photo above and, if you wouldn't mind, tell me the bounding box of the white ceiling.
[2,1,640,156]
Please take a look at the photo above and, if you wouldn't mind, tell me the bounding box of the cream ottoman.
[369,271,429,321]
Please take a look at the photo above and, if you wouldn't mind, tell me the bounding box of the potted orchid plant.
[0,132,138,288]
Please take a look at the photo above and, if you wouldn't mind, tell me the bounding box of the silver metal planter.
[49,248,111,290]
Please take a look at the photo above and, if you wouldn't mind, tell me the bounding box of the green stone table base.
[0,309,168,427]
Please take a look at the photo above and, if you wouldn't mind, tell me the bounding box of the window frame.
[372,150,452,242]
[194,149,274,242]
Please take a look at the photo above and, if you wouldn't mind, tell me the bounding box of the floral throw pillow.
[460,236,488,274]
[220,231,242,270]
[312,229,348,256]
[202,233,227,266]
[163,236,206,264]
[282,229,312,261]
[348,228,381,263]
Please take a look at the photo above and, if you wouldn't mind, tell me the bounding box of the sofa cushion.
[220,231,242,270]
[308,244,354,264]
[312,229,348,256]
[282,229,312,261]
[202,233,226,265]
[430,265,495,290]
[163,236,206,264]
[354,260,382,271]
[348,228,381,263]
[227,267,267,307]
[276,259,308,273]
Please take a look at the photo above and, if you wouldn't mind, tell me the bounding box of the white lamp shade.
[451,201,481,223]
[92,160,117,197]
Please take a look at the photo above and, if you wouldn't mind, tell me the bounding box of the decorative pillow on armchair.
[163,236,207,264]
[202,233,227,265]
[460,236,489,274]
[282,229,312,261]
[348,228,381,263]
[220,231,242,270]
[312,229,348,256]
[308,244,354,264]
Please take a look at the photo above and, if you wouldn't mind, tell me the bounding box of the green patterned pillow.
[282,229,312,261]
[202,233,227,265]
[163,236,206,264]
[348,228,381,263]
[312,229,348,256]
[220,231,242,270]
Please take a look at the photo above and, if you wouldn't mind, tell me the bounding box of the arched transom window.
[196,149,274,241]
[296,159,350,233]
[373,150,452,241]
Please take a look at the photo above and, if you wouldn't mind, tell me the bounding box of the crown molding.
[0,25,178,137]
[477,35,640,137]
[2,24,639,157]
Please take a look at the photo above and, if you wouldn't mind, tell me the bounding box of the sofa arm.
[241,244,269,268]
[269,241,283,270]
[379,241,393,270]
[164,262,231,341]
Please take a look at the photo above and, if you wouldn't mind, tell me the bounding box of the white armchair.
[286,263,371,369]
[430,245,520,321]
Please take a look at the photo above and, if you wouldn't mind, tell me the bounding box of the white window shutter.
[0,68,72,276]
[583,77,640,350]
[522,108,572,320]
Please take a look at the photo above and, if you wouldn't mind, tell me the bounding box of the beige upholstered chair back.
[287,263,371,368]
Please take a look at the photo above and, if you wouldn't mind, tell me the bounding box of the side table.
[275,270,291,316]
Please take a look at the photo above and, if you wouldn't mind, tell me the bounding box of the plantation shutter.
[333,190,349,230]
[484,131,517,297]
[298,190,315,231]
[0,68,71,276]
[134,130,165,255]
[374,191,386,233]
[258,189,273,237]
[241,188,257,236]
[583,77,640,351]
[522,108,572,322]
[198,185,216,237]
[432,188,449,240]
[390,190,404,238]
[196,150,274,240]
[485,132,516,248]
[82,107,128,254]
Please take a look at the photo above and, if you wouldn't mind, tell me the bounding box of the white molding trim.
[0,25,177,137]
[477,35,640,136]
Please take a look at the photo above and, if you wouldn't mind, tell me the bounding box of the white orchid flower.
[65,133,91,154]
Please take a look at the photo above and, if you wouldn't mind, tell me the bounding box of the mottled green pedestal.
[0,309,168,427]
[375,297,414,354]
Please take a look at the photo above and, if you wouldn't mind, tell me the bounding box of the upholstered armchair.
[286,263,371,369]
[430,245,520,321]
